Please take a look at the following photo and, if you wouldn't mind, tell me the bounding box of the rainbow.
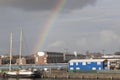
[34,0,66,52]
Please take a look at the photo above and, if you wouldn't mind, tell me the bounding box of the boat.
[3,30,42,78]
[4,68,42,78]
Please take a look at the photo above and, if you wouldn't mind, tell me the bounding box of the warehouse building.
[64,53,85,62]
[107,59,120,70]
[34,51,85,64]
[68,59,120,72]
[68,59,108,72]
[34,51,64,64]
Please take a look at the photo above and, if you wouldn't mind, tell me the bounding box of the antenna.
[102,49,105,56]
[9,32,12,71]
[64,48,68,61]
[74,51,77,58]
[19,29,22,65]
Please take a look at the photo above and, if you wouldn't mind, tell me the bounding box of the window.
[99,67,101,70]
[70,67,74,70]
[44,59,47,63]
[44,58,46,59]
[97,62,101,65]
[76,67,80,70]
[87,62,91,64]
[82,62,86,65]
[70,62,74,66]
[92,67,96,70]
[76,62,78,66]
[36,57,38,62]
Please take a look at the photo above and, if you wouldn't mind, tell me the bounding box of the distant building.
[68,59,108,71]
[34,52,64,64]
[34,52,47,64]
[34,51,85,64]
[68,59,120,71]
[25,56,35,64]
[102,54,120,59]
[16,57,26,65]
[107,59,120,70]
[64,53,85,62]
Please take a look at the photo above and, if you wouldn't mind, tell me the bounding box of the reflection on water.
[1,78,119,80]
[1,78,37,80]
[0,78,84,80]
[4,79,71,80]
[1,78,34,80]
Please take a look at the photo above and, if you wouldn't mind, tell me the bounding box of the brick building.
[34,52,64,64]
[16,57,26,65]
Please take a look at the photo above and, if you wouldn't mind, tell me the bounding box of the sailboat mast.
[9,32,12,71]
[19,29,22,65]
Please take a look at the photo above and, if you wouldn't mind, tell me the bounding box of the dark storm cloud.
[0,0,58,11]
[0,0,96,11]
[64,0,96,10]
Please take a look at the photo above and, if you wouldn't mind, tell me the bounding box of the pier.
[41,70,120,79]
[1,64,120,79]
[1,69,120,79]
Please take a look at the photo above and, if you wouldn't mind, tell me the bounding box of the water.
[2,79,93,80]
[4,79,72,80]
[0,78,118,80]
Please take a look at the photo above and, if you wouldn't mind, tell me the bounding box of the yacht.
[3,31,42,78]
[4,68,42,78]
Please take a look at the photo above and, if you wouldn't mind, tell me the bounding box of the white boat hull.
[3,70,42,78]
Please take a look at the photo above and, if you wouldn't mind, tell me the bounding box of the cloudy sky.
[0,0,120,55]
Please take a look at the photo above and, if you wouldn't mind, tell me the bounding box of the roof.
[102,55,120,58]
[69,59,106,63]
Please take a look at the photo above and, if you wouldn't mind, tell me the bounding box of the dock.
[41,70,120,79]
[1,69,120,79]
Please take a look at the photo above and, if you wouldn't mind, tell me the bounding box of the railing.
[0,63,68,70]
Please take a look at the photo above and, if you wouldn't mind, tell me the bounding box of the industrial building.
[107,59,120,70]
[64,53,85,62]
[68,59,107,71]
[34,52,64,64]
[34,51,84,64]
[16,57,26,65]
[68,59,120,72]
[68,59,108,71]
[102,54,120,59]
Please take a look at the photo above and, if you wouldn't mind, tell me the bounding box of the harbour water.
[0,79,116,80]
[0,78,119,80]
[1,79,71,80]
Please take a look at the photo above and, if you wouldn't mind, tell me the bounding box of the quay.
[1,58,120,79]
[1,69,120,79]
[40,69,120,79]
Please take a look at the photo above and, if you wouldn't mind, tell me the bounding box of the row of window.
[70,62,102,66]
[70,67,102,70]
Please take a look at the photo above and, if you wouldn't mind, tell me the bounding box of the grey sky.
[0,0,120,55]
[0,0,96,11]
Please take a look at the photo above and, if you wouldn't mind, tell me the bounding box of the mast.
[19,29,22,65]
[9,32,12,71]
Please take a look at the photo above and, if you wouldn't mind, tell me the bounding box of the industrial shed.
[68,59,108,72]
